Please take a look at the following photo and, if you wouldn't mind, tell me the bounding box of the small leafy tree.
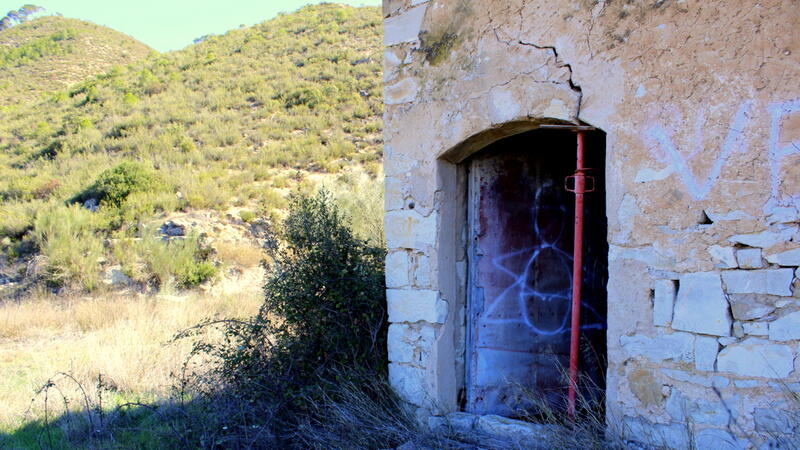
[261,190,387,387]
[184,190,387,436]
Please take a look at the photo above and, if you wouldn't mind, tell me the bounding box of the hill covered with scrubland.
[0,4,383,294]
[0,14,153,105]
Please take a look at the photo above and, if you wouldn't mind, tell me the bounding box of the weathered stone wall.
[383,0,799,446]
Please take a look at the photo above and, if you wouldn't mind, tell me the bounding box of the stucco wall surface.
[383,0,800,447]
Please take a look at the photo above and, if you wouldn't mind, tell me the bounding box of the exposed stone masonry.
[383,1,800,447]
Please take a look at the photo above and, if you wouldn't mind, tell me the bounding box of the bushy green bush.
[238,209,256,223]
[33,204,103,290]
[182,190,387,437]
[114,230,216,289]
[80,161,163,208]
[283,87,323,109]
[265,190,387,381]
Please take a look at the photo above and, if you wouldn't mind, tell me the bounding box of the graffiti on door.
[480,187,605,336]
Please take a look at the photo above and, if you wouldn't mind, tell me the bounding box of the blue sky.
[0,0,381,52]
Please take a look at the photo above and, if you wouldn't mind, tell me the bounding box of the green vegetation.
[0,15,151,105]
[76,161,163,208]
[32,204,104,290]
[0,191,392,448]
[114,230,216,289]
[0,4,382,293]
[0,28,76,68]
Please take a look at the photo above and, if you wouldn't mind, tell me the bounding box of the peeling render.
[383,0,800,447]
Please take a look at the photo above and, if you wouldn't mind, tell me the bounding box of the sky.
[0,0,381,52]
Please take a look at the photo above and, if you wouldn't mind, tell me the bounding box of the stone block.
[695,335,719,371]
[728,228,795,248]
[384,4,427,46]
[709,245,737,269]
[387,289,446,323]
[728,293,778,320]
[666,390,730,426]
[664,389,685,421]
[609,245,674,269]
[722,269,794,296]
[475,415,557,441]
[754,408,797,434]
[716,338,794,378]
[622,417,690,449]
[620,332,694,363]
[427,415,446,431]
[736,248,764,268]
[672,272,732,336]
[386,251,410,288]
[768,206,800,224]
[694,428,748,450]
[660,369,729,388]
[653,279,676,326]
[742,322,768,335]
[387,323,436,364]
[769,310,800,341]
[389,363,429,406]
[689,402,731,427]
[385,210,436,249]
[443,412,478,431]
[765,248,800,267]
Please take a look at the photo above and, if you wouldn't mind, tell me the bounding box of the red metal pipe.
[567,131,586,420]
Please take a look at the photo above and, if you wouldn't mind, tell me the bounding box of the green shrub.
[0,200,42,239]
[238,209,256,223]
[117,190,180,226]
[184,190,387,432]
[122,92,139,105]
[114,229,216,290]
[33,204,103,290]
[283,87,323,109]
[80,161,163,208]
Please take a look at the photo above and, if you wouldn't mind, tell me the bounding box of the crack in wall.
[518,40,584,121]
[488,18,584,121]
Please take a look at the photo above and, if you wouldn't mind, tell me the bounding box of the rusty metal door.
[465,131,606,416]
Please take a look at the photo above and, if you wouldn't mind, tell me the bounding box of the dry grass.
[214,242,264,268]
[0,287,262,433]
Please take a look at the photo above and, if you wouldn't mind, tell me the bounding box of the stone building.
[382,0,799,447]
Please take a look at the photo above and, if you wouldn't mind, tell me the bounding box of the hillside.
[0,4,383,295]
[0,15,152,105]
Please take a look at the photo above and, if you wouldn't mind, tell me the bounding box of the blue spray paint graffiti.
[646,99,800,210]
[767,99,800,211]
[480,189,605,336]
[646,102,752,201]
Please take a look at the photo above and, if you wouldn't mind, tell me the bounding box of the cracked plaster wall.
[383,0,800,446]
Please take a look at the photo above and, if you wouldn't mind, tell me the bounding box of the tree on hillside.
[0,4,44,31]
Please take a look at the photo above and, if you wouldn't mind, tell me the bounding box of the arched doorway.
[463,127,608,416]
